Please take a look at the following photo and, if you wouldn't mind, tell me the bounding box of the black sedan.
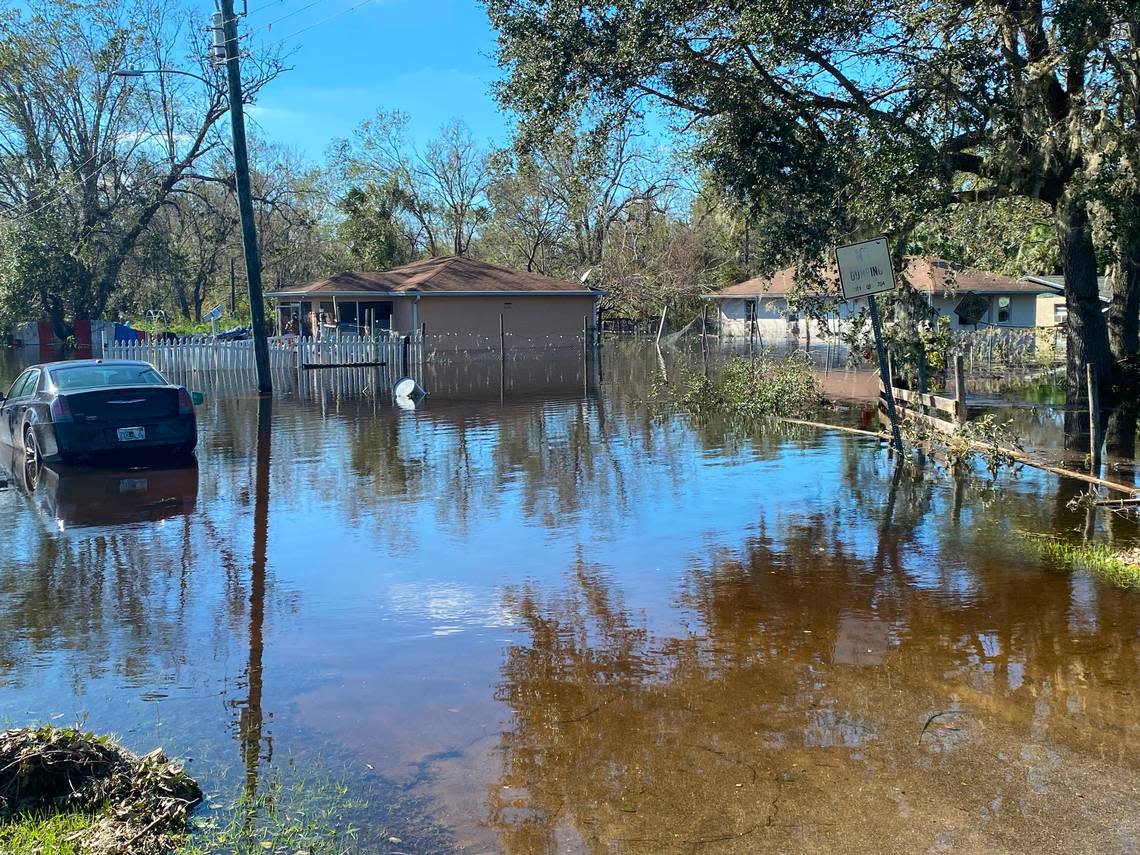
[0,360,197,464]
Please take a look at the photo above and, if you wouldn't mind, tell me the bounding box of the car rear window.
[49,365,168,391]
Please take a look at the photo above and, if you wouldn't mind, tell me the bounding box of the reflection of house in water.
[290,352,600,409]
[832,613,890,666]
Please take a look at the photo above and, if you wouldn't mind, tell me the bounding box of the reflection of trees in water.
[491,471,1140,853]
[0,527,199,690]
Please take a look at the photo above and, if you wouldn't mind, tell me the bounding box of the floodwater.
[2,346,1140,853]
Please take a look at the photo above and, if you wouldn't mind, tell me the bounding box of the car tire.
[23,424,40,467]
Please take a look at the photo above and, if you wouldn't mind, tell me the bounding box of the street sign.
[835,237,896,301]
[834,236,903,453]
[204,304,224,323]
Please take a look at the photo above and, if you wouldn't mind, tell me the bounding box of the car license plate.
[117,427,146,442]
[119,478,148,492]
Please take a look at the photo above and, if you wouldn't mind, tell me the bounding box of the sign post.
[835,237,904,454]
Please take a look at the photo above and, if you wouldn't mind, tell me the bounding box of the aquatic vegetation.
[1020,533,1140,589]
[662,353,822,420]
[181,774,369,855]
[0,725,202,854]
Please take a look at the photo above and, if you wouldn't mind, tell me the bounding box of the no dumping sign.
[835,237,896,301]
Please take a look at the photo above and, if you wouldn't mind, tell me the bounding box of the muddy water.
[1,346,1140,852]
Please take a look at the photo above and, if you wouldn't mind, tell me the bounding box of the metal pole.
[230,257,236,314]
[869,296,903,453]
[219,0,272,396]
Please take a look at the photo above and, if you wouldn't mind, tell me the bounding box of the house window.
[744,301,756,323]
[996,296,1011,324]
[1054,304,1068,325]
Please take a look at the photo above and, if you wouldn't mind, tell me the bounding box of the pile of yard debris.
[0,725,202,854]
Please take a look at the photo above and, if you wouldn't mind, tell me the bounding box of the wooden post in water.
[916,345,928,416]
[869,295,904,454]
[749,302,756,362]
[1088,363,1102,473]
[701,302,709,375]
[953,353,966,424]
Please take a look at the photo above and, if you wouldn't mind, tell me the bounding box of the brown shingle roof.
[272,256,593,296]
[709,258,1056,298]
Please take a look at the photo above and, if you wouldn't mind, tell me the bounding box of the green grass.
[1022,533,1140,589]
[0,811,98,854]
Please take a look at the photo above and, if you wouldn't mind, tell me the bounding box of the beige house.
[269,256,601,350]
[707,257,1057,338]
[1021,274,1113,328]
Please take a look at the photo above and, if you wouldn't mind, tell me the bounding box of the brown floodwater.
[1,345,1139,853]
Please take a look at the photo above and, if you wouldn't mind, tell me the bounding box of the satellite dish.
[954,292,990,326]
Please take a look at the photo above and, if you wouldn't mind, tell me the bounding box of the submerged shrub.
[667,354,822,420]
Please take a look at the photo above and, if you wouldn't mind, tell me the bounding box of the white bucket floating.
[393,377,427,409]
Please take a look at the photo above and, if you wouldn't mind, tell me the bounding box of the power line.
[217,0,364,49]
[276,0,376,42]
[0,150,107,221]
[262,0,323,28]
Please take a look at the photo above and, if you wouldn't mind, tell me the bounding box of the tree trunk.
[1105,404,1137,461]
[1056,198,1114,406]
[1109,219,1140,380]
[175,285,191,321]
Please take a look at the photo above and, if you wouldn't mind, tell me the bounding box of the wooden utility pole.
[219,0,272,396]
[1088,364,1102,472]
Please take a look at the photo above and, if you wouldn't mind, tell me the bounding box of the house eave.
[268,289,604,299]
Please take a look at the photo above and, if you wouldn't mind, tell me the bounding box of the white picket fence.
[102,334,422,376]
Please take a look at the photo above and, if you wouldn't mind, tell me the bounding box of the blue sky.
[241,0,511,162]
